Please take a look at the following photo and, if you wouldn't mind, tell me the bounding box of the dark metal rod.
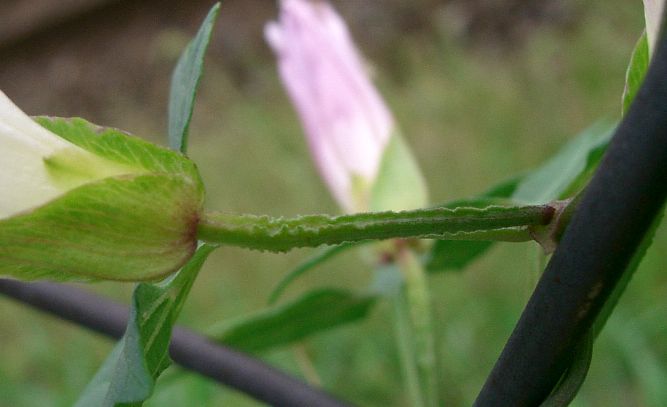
[474,28,667,407]
[0,278,352,407]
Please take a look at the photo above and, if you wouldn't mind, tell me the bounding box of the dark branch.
[0,279,353,407]
[474,28,667,407]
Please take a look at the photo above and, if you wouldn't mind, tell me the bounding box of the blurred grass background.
[0,0,665,406]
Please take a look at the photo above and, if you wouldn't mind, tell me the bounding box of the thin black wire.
[474,30,667,407]
[0,279,353,407]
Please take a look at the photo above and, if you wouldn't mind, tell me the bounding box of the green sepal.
[371,131,429,211]
[36,117,203,192]
[0,117,205,281]
[622,32,649,115]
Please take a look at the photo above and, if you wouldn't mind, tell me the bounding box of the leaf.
[268,242,359,304]
[592,206,664,337]
[426,240,493,272]
[0,117,204,281]
[607,312,667,406]
[426,121,615,273]
[75,245,215,407]
[622,32,650,115]
[512,121,616,205]
[370,131,429,212]
[168,3,220,153]
[425,176,522,272]
[211,288,376,353]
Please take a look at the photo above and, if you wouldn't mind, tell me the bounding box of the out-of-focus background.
[1,0,665,406]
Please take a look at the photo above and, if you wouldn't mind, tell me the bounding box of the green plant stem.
[397,249,440,407]
[390,280,426,407]
[197,204,555,252]
[292,344,322,387]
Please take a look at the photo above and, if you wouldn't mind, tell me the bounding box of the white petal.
[644,0,666,55]
[0,91,77,218]
[0,91,136,219]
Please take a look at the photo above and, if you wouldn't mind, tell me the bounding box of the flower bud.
[266,0,427,213]
[0,91,204,281]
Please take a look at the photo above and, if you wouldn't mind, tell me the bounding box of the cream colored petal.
[644,0,666,55]
[0,139,68,218]
[0,91,73,153]
[0,91,137,218]
[0,92,76,218]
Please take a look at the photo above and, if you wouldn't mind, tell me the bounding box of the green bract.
[0,116,204,281]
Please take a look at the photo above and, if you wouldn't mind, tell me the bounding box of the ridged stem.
[197,204,556,252]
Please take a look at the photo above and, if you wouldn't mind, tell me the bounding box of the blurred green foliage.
[1,1,665,406]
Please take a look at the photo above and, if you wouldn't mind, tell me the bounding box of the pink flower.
[265,0,394,212]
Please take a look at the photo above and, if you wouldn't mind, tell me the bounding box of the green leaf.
[168,3,220,153]
[268,242,359,304]
[426,121,615,273]
[622,32,649,115]
[592,206,664,337]
[607,312,667,406]
[426,239,493,272]
[0,118,204,281]
[75,245,214,407]
[425,176,522,272]
[512,121,615,205]
[370,132,429,211]
[211,288,376,353]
